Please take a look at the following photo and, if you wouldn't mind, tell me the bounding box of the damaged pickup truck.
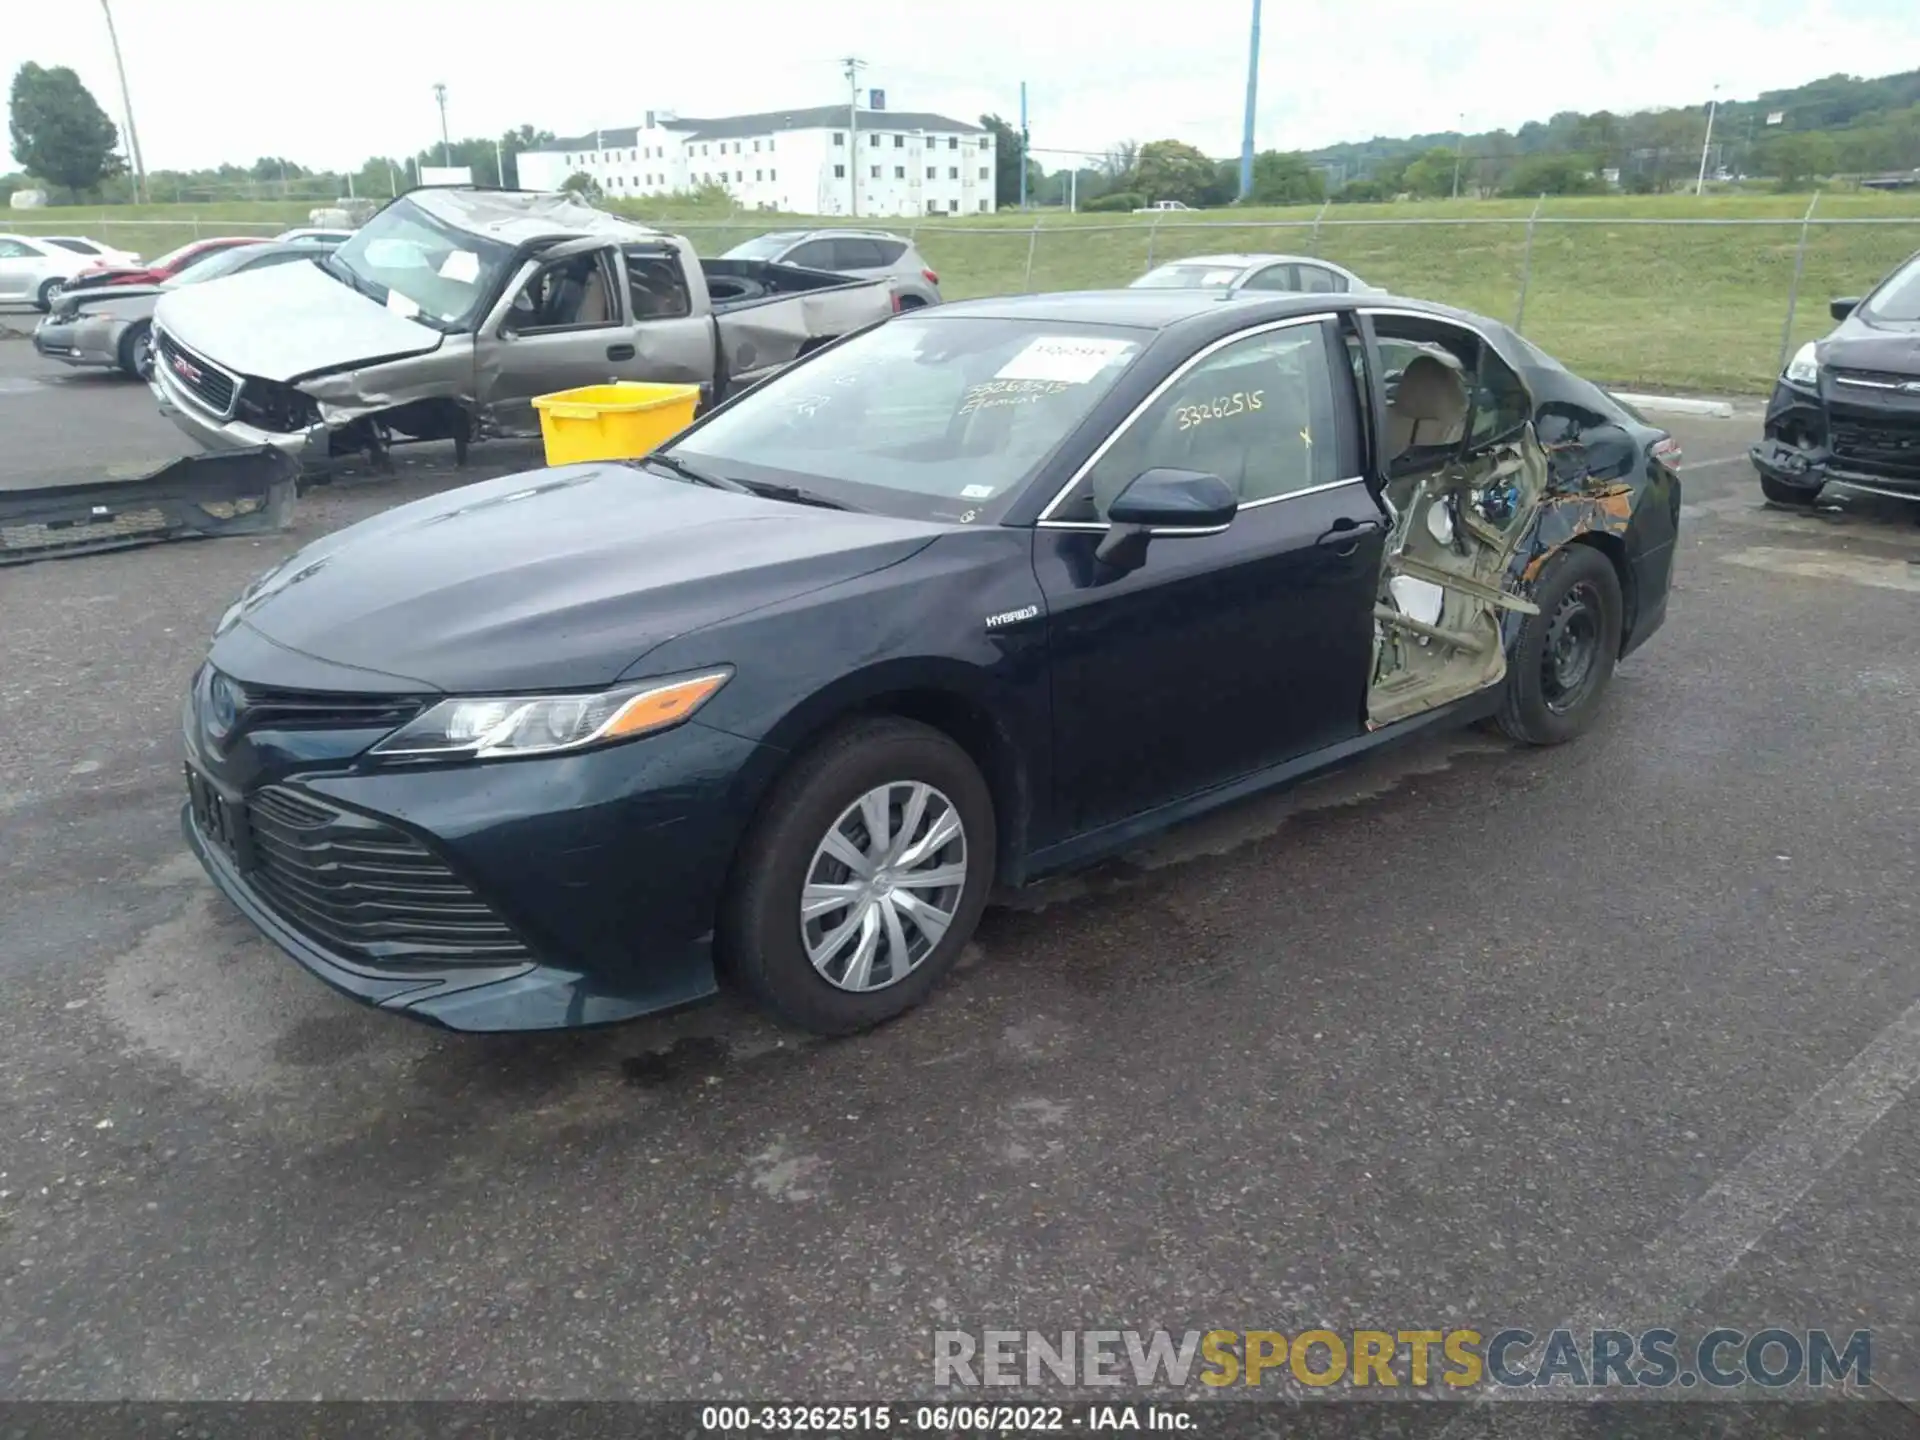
[146,186,899,470]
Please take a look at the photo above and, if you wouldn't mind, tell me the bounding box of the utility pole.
[842,57,866,217]
[1696,82,1720,196]
[496,138,507,187]
[99,0,147,204]
[1019,81,1029,209]
[1451,112,1466,199]
[1238,0,1262,201]
[433,83,451,167]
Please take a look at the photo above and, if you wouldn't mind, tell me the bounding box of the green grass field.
[16,192,1920,393]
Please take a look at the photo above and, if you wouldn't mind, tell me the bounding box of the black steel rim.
[1541,581,1601,713]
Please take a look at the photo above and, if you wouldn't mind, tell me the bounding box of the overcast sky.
[8,0,1920,175]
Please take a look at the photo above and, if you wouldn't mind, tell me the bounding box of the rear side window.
[1294,264,1345,294]
[1468,348,1531,447]
[784,239,835,269]
[873,239,908,265]
[829,238,890,269]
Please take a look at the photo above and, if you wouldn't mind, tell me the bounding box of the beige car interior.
[1367,335,1547,730]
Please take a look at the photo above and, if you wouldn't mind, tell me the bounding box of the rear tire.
[1759,472,1823,507]
[35,277,63,312]
[1495,544,1623,746]
[718,717,995,1036]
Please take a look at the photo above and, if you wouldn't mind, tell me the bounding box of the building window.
[630,149,636,161]
[926,166,936,179]
[753,140,760,152]
[979,167,990,180]
[949,200,960,213]
[870,165,881,179]
[563,154,572,166]
[768,138,775,151]
[978,199,989,212]
[769,169,776,180]
[733,142,742,154]
[833,132,845,146]
[949,166,959,179]
[834,164,846,177]
[894,135,905,148]
[927,199,941,214]
[701,144,709,155]
[758,169,765,181]
[870,133,881,147]
[894,165,905,179]
[979,136,990,150]
[949,137,959,150]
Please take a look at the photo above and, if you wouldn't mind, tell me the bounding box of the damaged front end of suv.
[1750,248,1920,508]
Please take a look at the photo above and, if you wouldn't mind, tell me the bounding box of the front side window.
[503,250,619,332]
[1055,323,1344,522]
[669,315,1148,522]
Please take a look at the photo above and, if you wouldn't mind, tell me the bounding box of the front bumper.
[181,716,778,1032]
[150,357,330,467]
[32,315,120,369]
[1752,377,1920,500]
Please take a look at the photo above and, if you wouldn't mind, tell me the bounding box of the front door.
[1034,316,1386,836]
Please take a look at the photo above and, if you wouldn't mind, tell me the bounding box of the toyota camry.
[182,289,1682,1036]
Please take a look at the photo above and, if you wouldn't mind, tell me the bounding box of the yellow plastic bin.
[530,382,702,466]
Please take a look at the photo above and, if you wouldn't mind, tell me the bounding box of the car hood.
[1820,315,1920,374]
[152,258,444,383]
[213,464,948,693]
[61,285,164,318]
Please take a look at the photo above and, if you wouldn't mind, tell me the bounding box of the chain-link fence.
[13,206,1916,394]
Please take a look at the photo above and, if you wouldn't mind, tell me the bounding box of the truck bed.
[704,262,895,390]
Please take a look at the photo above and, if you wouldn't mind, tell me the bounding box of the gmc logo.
[172,353,203,384]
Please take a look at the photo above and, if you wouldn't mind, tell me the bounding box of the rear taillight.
[922,268,939,286]
[1651,435,1683,471]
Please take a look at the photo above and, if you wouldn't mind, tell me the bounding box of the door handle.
[1315,518,1383,554]
[607,343,636,361]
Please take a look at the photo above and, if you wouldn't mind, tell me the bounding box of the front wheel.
[35,277,63,312]
[118,321,153,379]
[1495,544,1624,746]
[719,717,995,1035]
[1759,472,1823,507]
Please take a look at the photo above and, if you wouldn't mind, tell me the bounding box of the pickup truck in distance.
[147,186,899,470]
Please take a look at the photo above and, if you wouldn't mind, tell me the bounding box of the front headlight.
[1784,341,1820,387]
[368,669,732,762]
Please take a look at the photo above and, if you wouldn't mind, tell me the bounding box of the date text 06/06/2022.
[698,1403,1194,1432]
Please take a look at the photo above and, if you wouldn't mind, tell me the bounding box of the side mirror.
[1830,297,1862,322]
[1095,468,1237,572]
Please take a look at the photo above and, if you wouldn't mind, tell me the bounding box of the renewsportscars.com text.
[933,1328,1872,1390]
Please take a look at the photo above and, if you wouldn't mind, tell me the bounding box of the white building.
[515,104,997,218]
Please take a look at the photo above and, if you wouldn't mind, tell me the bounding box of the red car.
[64,236,261,292]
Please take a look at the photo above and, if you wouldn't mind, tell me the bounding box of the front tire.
[1759,472,1823,507]
[719,717,995,1035]
[118,321,153,379]
[35,277,63,312]
[1495,544,1624,746]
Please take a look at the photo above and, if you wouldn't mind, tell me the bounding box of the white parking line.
[1440,992,1920,1422]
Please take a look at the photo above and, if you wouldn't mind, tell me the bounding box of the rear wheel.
[719,717,995,1035]
[35,277,63,312]
[1759,472,1823,507]
[1495,544,1623,746]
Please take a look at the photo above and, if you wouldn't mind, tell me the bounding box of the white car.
[1130,251,1381,297]
[38,235,143,268]
[0,233,103,311]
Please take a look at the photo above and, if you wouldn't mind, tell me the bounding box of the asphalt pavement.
[2,335,1919,1413]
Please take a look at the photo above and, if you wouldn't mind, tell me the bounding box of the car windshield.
[667,314,1148,522]
[1133,262,1246,290]
[321,198,516,332]
[722,233,803,260]
[1862,251,1920,323]
[48,238,99,256]
[164,245,273,286]
[150,241,205,269]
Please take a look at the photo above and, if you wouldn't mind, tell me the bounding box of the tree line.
[9,60,1919,212]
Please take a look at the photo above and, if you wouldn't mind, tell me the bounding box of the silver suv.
[720,229,942,308]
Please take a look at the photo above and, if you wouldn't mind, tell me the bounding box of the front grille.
[155,329,238,416]
[242,785,530,968]
[230,678,423,734]
[1829,415,1920,477]
[1829,369,1920,393]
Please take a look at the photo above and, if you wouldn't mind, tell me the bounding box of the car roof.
[1151,253,1343,270]
[401,185,662,246]
[924,287,1487,339]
